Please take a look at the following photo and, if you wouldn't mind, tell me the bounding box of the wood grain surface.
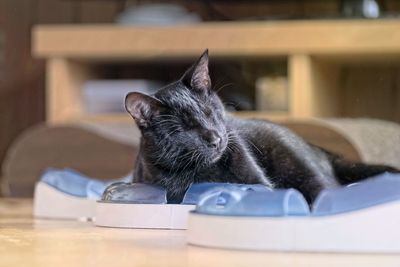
[1,198,400,267]
[33,20,400,60]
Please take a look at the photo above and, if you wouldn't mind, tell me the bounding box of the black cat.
[125,50,398,204]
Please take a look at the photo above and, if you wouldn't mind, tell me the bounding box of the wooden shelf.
[33,20,400,62]
[32,20,400,124]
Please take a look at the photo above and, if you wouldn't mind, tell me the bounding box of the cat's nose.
[210,136,221,149]
[206,131,221,149]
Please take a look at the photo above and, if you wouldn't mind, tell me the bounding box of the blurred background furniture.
[5,118,400,197]
[33,20,400,124]
[1,0,400,196]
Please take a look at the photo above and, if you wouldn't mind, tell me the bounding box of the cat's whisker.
[151,119,179,127]
[212,77,226,91]
[213,82,234,94]
[172,149,197,171]
[177,150,195,163]
[228,129,262,155]
[168,149,190,173]
[154,119,178,124]
[153,145,172,165]
[246,139,263,155]
[226,144,235,153]
[227,140,241,152]
[191,153,200,175]
[195,152,203,167]
[164,125,181,132]
[165,128,180,136]
[180,152,195,174]
[156,114,181,121]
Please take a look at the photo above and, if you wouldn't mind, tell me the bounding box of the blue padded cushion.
[40,168,129,199]
[313,172,400,216]
[182,182,271,205]
[195,186,310,217]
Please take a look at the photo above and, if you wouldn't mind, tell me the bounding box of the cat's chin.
[208,142,227,164]
[210,154,222,163]
[208,150,224,164]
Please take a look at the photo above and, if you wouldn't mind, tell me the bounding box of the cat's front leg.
[227,135,274,188]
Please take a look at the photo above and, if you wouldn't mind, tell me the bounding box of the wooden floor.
[2,199,400,267]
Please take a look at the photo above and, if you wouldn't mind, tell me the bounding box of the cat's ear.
[125,92,162,128]
[181,49,211,92]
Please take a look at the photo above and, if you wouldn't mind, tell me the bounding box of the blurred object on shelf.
[115,3,201,25]
[83,80,162,113]
[255,76,288,112]
[340,0,383,18]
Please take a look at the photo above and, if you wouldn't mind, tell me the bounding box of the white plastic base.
[33,182,96,220]
[187,201,400,253]
[95,202,195,229]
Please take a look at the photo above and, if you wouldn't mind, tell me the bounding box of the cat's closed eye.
[183,119,199,130]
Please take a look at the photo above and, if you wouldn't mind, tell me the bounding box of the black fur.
[125,50,399,204]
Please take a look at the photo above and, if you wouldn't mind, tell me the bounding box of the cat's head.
[125,50,228,170]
